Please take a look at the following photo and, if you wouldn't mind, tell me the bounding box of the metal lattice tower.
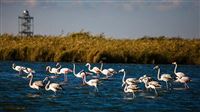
[18,10,34,36]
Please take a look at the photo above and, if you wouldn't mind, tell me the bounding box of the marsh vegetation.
[0,32,199,64]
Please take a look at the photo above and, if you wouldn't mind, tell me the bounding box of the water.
[0,61,200,112]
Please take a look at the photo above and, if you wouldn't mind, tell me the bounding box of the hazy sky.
[0,0,199,38]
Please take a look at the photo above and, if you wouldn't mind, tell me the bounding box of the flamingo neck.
[122,71,126,83]
[47,66,51,72]
[174,64,177,74]
[43,77,48,82]
[83,75,88,85]
[144,81,149,89]
[45,81,50,91]
[57,64,62,70]
[29,75,33,88]
[157,68,161,80]
[124,84,127,92]
[100,63,103,71]
[87,64,92,72]
[73,64,77,76]
[12,64,15,69]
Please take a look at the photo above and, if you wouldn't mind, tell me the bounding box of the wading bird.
[22,67,35,74]
[172,62,186,78]
[175,76,191,89]
[45,81,63,94]
[27,73,48,90]
[143,78,161,96]
[124,84,139,98]
[57,68,72,82]
[85,63,101,78]
[82,73,99,92]
[119,69,138,87]
[73,64,92,84]
[100,63,116,79]
[154,66,172,90]
[12,63,25,75]
[46,63,61,75]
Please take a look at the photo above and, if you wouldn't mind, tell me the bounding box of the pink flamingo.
[85,63,101,78]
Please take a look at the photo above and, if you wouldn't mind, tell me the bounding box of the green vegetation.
[0,32,200,64]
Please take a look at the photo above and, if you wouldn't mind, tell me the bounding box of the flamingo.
[82,73,99,92]
[139,75,153,83]
[56,65,73,82]
[12,63,25,74]
[172,62,186,78]
[143,78,161,96]
[46,63,61,75]
[85,63,101,78]
[118,69,138,87]
[175,76,191,89]
[100,63,115,79]
[22,67,35,74]
[27,73,48,90]
[73,64,92,84]
[153,66,172,90]
[45,81,63,94]
[124,84,139,98]
[101,69,113,79]
[108,68,117,74]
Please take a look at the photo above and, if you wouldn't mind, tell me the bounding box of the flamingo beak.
[69,69,73,73]
[56,63,60,66]
[86,72,93,76]
[153,66,158,69]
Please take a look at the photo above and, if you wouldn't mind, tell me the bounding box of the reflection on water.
[0,61,200,111]
[27,93,41,98]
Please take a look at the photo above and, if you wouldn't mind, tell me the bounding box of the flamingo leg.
[154,88,158,96]
[19,70,22,75]
[184,83,189,89]
[95,86,99,92]
[105,75,109,79]
[64,74,67,82]
[121,82,125,87]
[165,81,169,90]
[169,82,172,89]
[97,74,100,78]
[82,78,85,85]
[54,92,57,96]
[132,92,136,98]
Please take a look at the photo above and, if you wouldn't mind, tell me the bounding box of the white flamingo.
[108,68,117,74]
[139,75,153,83]
[175,76,191,89]
[46,63,61,74]
[85,63,101,78]
[124,84,139,98]
[27,73,48,90]
[82,73,99,92]
[73,64,92,84]
[172,62,186,78]
[22,67,35,74]
[56,64,72,82]
[154,66,172,90]
[45,81,63,94]
[101,69,113,79]
[12,63,25,74]
[118,69,138,87]
[143,78,161,96]
[100,63,115,79]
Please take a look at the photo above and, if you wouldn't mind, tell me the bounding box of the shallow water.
[0,61,200,112]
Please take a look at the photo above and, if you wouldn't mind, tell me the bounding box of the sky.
[0,0,199,38]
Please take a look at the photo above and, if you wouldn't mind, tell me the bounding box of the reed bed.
[0,32,199,64]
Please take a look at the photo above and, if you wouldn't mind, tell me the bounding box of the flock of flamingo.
[12,62,191,98]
